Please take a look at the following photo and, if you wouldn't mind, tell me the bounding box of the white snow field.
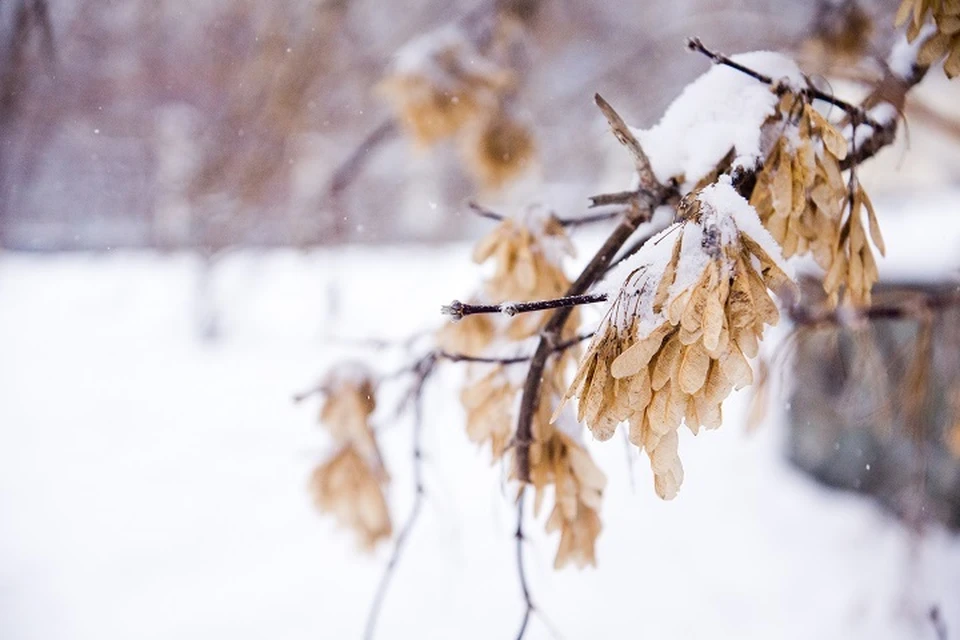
[1,229,959,639]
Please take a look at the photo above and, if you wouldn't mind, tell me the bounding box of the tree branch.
[686,37,883,130]
[467,201,626,227]
[437,332,595,365]
[363,353,432,640]
[513,96,668,483]
[325,119,397,201]
[513,489,534,640]
[442,294,608,321]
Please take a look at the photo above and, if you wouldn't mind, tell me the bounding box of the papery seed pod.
[460,111,537,190]
[379,27,514,146]
[311,363,391,549]
[751,90,883,308]
[461,366,517,458]
[561,178,793,499]
[527,419,606,569]
[310,447,392,550]
[897,0,960,78]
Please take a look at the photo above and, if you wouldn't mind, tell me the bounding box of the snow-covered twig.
[512,96,671,482]
[441,294,608,320]
[686,37,883,130]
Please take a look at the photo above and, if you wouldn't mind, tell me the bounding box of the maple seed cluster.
[750,92,884,306]
[379,22,536,189]
[897,0,960,78]
[560,181,791,499]
[309,366,392,550]
[439,207,606,568]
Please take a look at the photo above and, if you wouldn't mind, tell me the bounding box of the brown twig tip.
[440,300,466,320]
[686,36,709,56]
[442,295,608,323]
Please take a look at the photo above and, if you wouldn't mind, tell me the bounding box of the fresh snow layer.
[1,244,958,640]
[634,51,804,187]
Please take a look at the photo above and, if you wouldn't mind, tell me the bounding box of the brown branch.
[325,119,397,201]
[513,200,655,480]
[513,489,534,640]
[467,201,626,227]
[437,331,595,365]
[686,37,883,130]
[840,60,930,171]
[594,94,659,188]
[930,606,948,640]
[513,97,667,483]
[606,219,677,273]
[787,290,960,327]
[364,353,432,640]
[442,294,608,321]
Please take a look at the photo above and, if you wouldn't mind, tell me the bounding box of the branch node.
[440,300,465,320]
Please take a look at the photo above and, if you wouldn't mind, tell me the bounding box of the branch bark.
[512,95,668,483]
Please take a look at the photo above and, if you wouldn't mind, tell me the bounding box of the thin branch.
[467,201,626,227]
[686,37,883,130]
[437,331,595,365]
[606,219,677,273]
[930,605,948,640]
[588,190,639,208]
[513,96,666,483]
[513,489,534,640]
[787,287,960,327]
[514,201,655,480]
[594,93,659,188]
[441,294,608,321]
[363,354,431,640]
[325,119,397,201]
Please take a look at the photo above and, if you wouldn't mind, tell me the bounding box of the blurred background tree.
[3,0,957,251]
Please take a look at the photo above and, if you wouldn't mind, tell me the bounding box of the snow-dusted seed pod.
[378,26,514,147]
[750,92,884,307]
[559,178,793,499]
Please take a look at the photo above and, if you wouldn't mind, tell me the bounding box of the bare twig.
[930,605,948,640]
[513,96,667,483]
[787,290,960,327]
[513,489,534,640]
[364,353,432,640]
[686,37,882,130]
[437,331,595,365]
[594,93,659,188]
[467,201,626,227]
[325,119,397,201]
[442,294,608,321]
[606,219,677,273]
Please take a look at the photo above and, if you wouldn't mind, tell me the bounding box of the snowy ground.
[1,238,959,640]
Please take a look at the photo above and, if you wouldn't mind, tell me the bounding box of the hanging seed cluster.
[443,207,606,567]
[750,92,884,306]
[530,423,606,569]
[379,23,536,189]
[560,181,792,499]
[309,365,392,550]
[442,209,579,457]
[898,0,960,78]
